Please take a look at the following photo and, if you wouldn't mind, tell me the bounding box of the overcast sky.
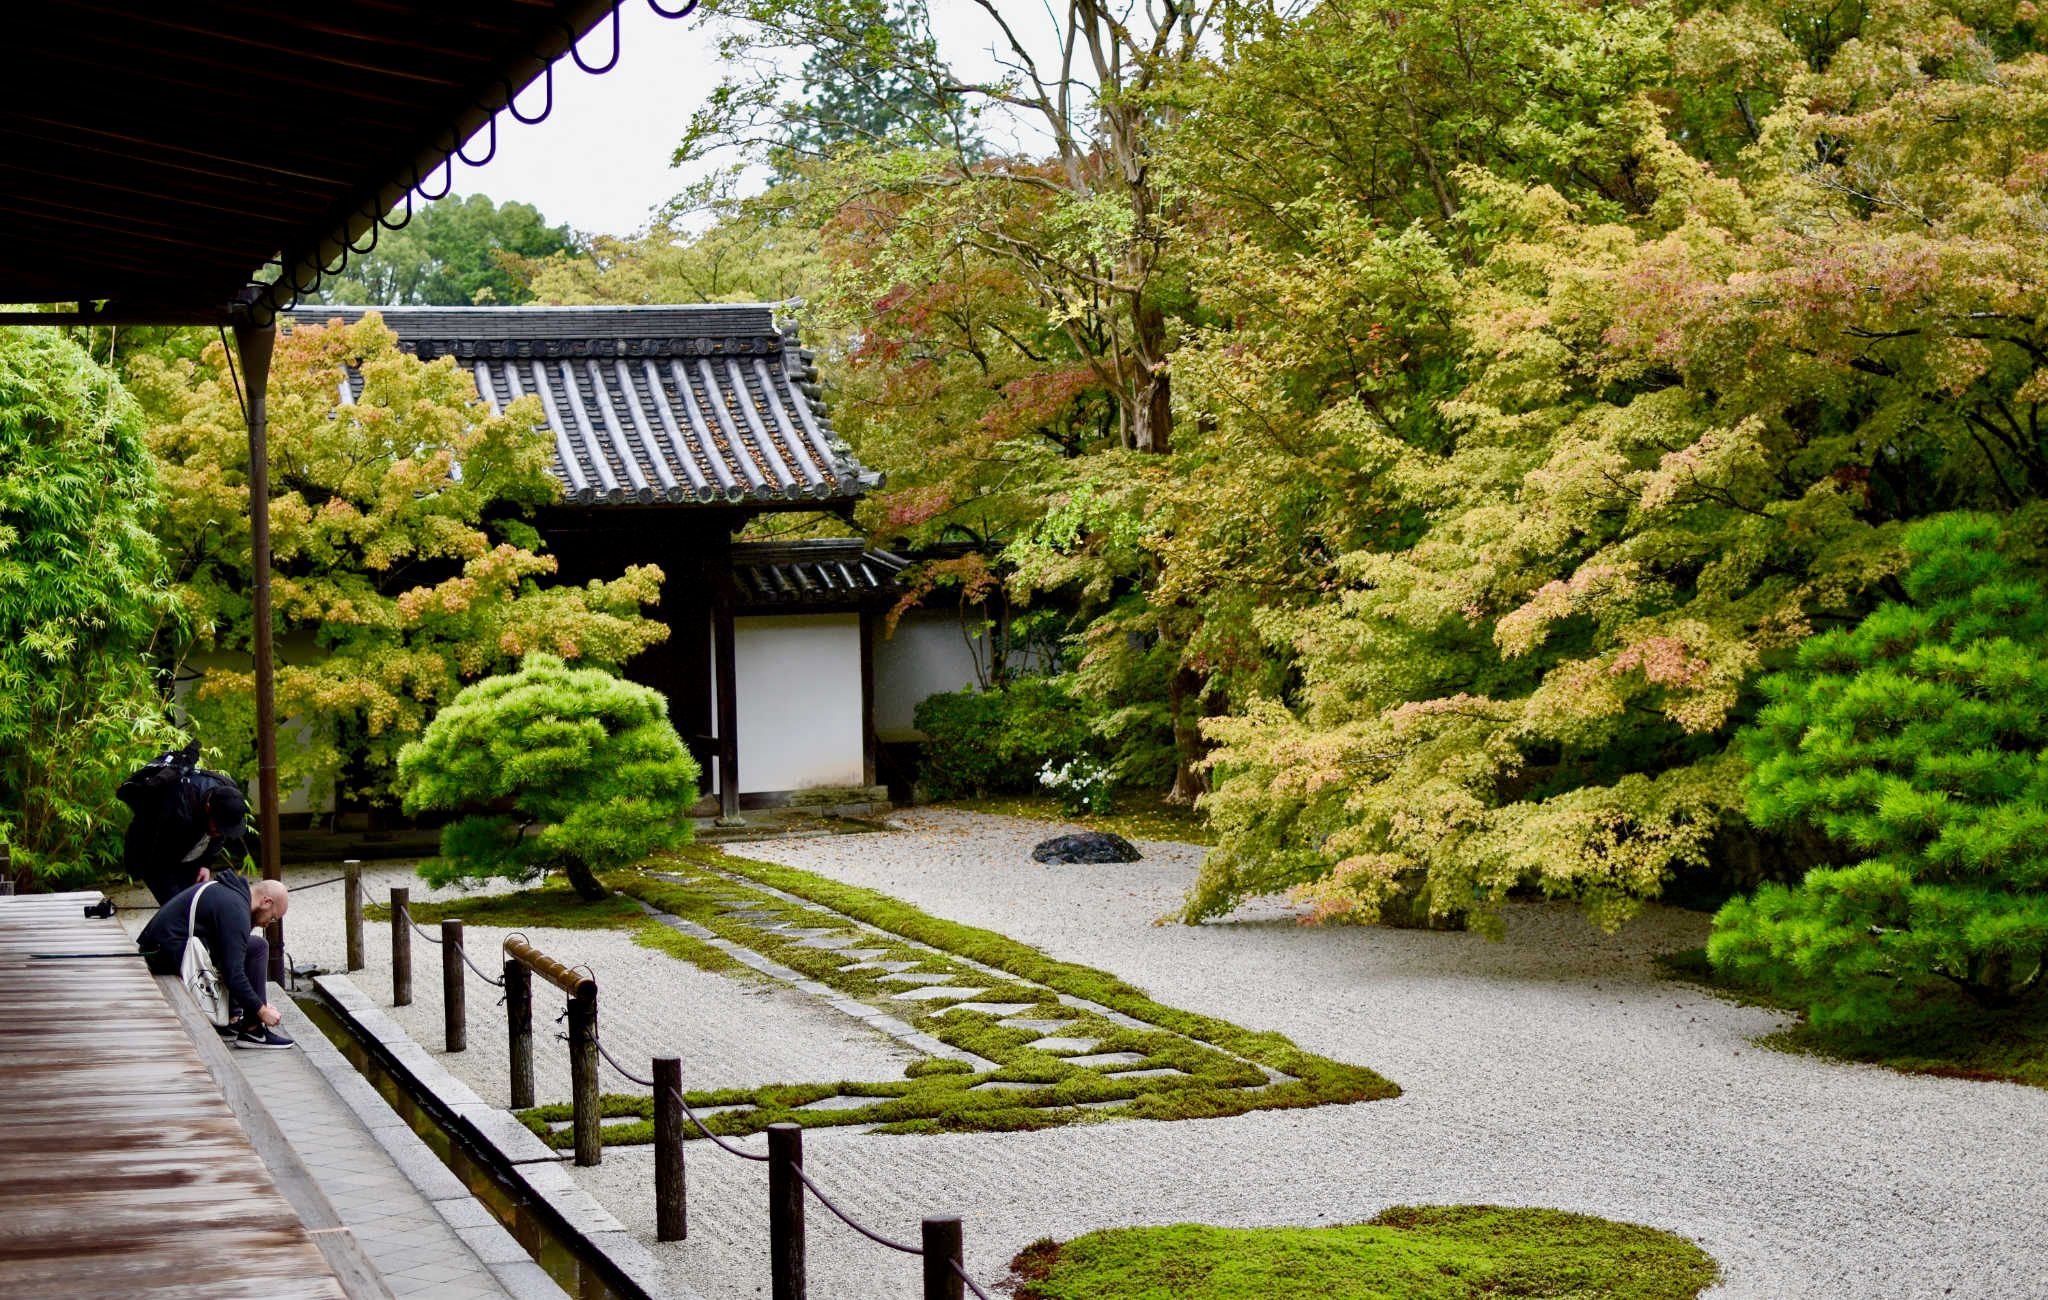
[450,4,1058,237]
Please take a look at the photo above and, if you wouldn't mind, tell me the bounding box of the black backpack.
[120,742,252,903]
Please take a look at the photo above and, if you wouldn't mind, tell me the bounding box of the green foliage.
[133,314,667,807]
[1007,1208,1718,1300]
[1184,0,2048,930]
[0,328,179,887]
[1709,514,2048,1026]
[913,677,1093,799]
[1662,945,2048,1089]
[306,194,576,306]
[396,655,699,899]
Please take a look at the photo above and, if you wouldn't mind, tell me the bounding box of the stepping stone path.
[998,1018,1075,1033]
[600,868,1331,1136]
[936,1001,1039,1018]
[1026,1037,1100,1054]
[797,1095,885,1112]
[892,985,988,1001]
[970,1080,1051,1093]
[1066,1051,1148,1069]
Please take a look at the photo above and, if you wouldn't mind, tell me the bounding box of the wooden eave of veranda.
[0,0,700,928]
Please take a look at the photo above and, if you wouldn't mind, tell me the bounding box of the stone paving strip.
[510,854,1396,1147]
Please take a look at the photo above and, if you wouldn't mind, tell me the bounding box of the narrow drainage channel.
[294,995,632,1300]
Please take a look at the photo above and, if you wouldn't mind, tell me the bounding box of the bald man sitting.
[138,870,295,1049]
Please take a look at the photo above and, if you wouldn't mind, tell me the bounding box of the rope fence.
[359,882,988,1299]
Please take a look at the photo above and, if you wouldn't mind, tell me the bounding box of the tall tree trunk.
[1128,294,1172,453]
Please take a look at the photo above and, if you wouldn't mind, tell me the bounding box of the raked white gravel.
[251,813,2048,1299]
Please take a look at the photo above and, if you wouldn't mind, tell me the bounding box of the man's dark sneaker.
[214,1022,238,1039]
[234,1026,295,1051]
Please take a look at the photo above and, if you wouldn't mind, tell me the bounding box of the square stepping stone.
[1025,1036,1100,1055]
[796,1095,884,1112]
[879,971,959,985]
[792,934,860,950]
[936,1002,1039,1018]
[1106,1067,1186,1080]
[841,959,916,973]
[835,950,890,963]
[891,985,988,1002]
[969,1080,1050,1093]
[1065,1051,1148,1069]
[998,1017,1075,1033]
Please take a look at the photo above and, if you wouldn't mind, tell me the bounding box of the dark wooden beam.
[233,320,285,984]
[711,535,742,824]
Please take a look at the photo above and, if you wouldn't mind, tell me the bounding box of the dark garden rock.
[1031,832,1142,864]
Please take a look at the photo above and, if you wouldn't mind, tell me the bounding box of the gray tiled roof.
[732,540,906,609]
[303,305,878,507]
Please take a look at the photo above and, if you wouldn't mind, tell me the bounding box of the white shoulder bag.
[177,881,231,1027]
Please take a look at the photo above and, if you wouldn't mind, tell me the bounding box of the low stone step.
[878,971,958,985]
[1106,1067,1186,1080]
[792,933,860,950]
[841,959,917,973]
[835,950,890,963]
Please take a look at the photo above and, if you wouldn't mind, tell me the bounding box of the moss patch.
[934,794,1218,846]
[1659,947,2048,1089]
[1007,1207,1718,1300]
[511,847,1396,1146]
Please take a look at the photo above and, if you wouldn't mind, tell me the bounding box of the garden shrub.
[913,675,1094,799]
[397,654,698,899]
[1710,514,2048,1028]
[0,328,178,889]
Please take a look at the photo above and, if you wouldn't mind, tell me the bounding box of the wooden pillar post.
[390,886,411,1006]
[768,1122,805,1300]
[233,319,284,984]
[343,862,363,972]
[711,541,742,824]
[506,958,533,1110]
[654,1056,685,1241]
[859,607,878,789]
[441,919,465,1053]
[921,1216,964,1300]
[567,983,601,1167]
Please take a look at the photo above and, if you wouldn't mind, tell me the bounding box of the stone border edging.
[312,973,707,1300]
[278,993,566,1300]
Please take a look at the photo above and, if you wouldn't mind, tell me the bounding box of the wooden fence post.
[343,862,363,972]
[441,918,465,1052]
[768,1122,806,1300]
[654,1056,685,1241]
[506,957,533,1109]
[922,1216,964,1300]
[390,886,411,1006]
[567,982,600,1167]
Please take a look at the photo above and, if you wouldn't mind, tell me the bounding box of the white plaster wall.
[732,614,866,791]
[870,609,1052,741]
[870,609,984,741]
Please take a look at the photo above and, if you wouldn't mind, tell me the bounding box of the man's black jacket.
[137,869,262,1015]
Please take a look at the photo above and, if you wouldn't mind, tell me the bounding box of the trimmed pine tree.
[1710,513,2048,1027]
[398,654,698,900]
